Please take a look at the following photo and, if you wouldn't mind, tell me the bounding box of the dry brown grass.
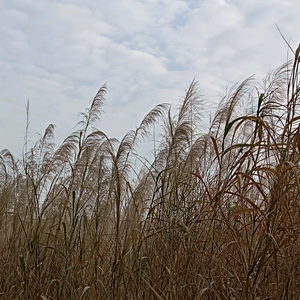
[1,44,300,299]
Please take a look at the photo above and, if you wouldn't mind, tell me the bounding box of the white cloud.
[1,0,300,156]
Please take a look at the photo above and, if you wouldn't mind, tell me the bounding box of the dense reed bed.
[1,45,300,299]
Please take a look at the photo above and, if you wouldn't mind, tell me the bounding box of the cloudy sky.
[1,0,299,156]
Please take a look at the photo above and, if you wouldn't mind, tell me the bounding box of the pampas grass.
[1,44,300,299]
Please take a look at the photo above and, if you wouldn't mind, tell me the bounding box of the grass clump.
[1,45,300,299]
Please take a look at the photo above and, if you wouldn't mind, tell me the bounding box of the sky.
[0,0,300,157]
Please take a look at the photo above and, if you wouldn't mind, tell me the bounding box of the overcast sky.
[1,0,299,157]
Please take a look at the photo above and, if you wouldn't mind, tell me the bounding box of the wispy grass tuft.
[1,45,300,299]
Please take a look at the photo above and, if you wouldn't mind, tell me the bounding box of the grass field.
[1,45,300,299]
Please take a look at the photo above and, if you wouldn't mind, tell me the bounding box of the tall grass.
[1,45,300,299]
